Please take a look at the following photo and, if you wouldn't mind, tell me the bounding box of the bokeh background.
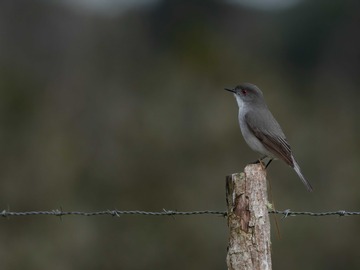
[1,0,360,269]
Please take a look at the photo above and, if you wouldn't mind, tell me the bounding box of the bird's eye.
[241,89,247,95]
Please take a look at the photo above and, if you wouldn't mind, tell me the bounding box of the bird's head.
[225,83,264,105]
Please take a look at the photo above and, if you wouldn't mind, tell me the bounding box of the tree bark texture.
[226,164,272,270]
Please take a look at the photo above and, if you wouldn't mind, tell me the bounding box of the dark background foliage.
[1,0,360,269]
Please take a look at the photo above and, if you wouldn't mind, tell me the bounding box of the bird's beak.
[224,88,235,93]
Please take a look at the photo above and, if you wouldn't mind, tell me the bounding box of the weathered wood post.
[226,164,272,270]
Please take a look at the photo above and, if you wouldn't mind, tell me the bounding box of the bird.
[225,83,313,192]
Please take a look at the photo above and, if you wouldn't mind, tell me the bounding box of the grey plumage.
[225,83,313,192]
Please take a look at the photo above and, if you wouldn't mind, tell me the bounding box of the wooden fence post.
[226,164,272,270]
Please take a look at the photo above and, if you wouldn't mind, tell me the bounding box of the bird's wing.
[245,113,294,166]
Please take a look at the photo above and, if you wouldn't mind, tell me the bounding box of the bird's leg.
[249,156,267,169]
[265,158,273,169]
[252,156,272,170]
[258,156,267,170]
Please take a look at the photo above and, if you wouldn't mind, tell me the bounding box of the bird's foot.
[249,156,272,170]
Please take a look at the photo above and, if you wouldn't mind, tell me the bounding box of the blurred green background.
[1,0,360,269]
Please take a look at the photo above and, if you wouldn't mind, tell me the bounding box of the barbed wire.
[270,209,360,218]
[0,209,225,218]
[1,209,359,219]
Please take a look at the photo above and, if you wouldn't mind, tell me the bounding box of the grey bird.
[225,83,313,192]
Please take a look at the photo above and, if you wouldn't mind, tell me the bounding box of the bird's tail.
[292,158,313,192]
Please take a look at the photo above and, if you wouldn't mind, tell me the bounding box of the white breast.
[235,95,273,157]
